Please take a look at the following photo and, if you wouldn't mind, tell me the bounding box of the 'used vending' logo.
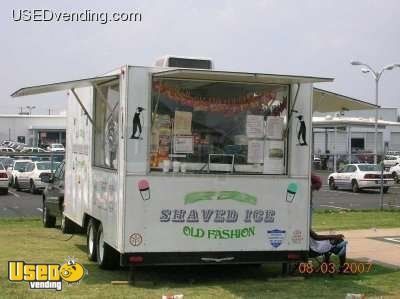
[8,257,87,291]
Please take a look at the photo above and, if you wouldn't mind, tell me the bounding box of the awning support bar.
[71,88,94,126]
[93,84,113,112]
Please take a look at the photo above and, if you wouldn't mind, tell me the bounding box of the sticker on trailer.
[267,229,286,248]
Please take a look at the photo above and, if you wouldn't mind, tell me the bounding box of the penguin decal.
[130,107,145,139]
[296,115,307,146]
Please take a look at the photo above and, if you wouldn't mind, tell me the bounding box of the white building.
[312,115,400,170]
[0,114,66,146]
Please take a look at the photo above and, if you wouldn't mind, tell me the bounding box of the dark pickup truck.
[41,161,64,228]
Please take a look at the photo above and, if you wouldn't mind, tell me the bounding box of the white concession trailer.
[12,58,333,269]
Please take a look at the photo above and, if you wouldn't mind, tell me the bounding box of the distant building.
[0,114,66,146]
[314,108,400,154]
[312,113,400,170]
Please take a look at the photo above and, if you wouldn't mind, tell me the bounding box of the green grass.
[313,209,400,231]
[0,217,400,298]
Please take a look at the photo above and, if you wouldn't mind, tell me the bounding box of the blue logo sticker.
[267,229,286,248]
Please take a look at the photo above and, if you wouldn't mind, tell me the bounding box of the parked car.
[21,147,49,153]
[7,159,32,187]
[0,157,14,169]
[383,155,400,169]
[386,150,400,156]
[42,161,65,227]
[17,161,60,193]
[328,163,394,193]
[1,140,13,147]
[9,143,25,151]
[47,144,65,152]
[390,163,400,183]
[312,155,321,169]
[0,147,15,153]
[0,163,8,195]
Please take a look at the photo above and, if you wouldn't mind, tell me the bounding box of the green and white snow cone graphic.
[184,191,257,205]
[286,182,298,202]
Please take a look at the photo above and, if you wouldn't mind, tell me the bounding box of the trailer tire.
[87,219,98,261]
[96,223,119,270]
[61,213,75,234]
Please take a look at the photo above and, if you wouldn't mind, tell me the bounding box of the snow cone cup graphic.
[138,179,150,200]
[286,182,298,203]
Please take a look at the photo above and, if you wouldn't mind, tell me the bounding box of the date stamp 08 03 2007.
[298,262,373,274]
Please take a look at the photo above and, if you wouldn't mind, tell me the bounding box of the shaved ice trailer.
[12,57,333,269]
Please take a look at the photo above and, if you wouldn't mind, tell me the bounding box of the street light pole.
[351,61,400,210]
[374,76,379,165]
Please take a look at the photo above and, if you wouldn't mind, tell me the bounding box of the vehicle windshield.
[14,162,30,171]
[52,144,63,148]
[0,163,4,170]
[0,158,13,168]
[37,162,60,170]
[358,164,382,172]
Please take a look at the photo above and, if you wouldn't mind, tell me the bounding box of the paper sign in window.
[266,116,284,140]
[174,111,192,135]
[247,139,264,164]
[263,140,285,174]
[246,115,264,138]
[174,136,194,153]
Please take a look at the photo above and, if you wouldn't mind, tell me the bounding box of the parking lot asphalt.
[0,175,399,218]
[313,171,400,211]
[0,188,42,218]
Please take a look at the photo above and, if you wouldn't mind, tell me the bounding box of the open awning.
[11,74,119,98]
[313,88,377,113]
[153,69,334,84]
[11,74,120,126]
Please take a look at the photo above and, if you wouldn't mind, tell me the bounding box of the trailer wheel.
[96,223,119,269]
[87,219,98,261]
[61,213,75,234]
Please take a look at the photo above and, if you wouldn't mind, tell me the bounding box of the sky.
[0,0,399,115]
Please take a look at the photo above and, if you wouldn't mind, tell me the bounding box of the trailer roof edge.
[11,74,119,98]
[152,69,334,84]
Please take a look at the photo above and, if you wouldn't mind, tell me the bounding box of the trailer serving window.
[93,79,120,169]
[150,78,289,175]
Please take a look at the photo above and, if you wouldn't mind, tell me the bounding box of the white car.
[47,144,65,152]
[7,160,32,187]
[0,147,15,153]
[383,155,400,168]
[0,163,9,194]
[1,140,12,147]
[16,161,60,193]
[386,150,400,156]
[389,164,400,183]
[328,163,394,193]
[21,147,49,153]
